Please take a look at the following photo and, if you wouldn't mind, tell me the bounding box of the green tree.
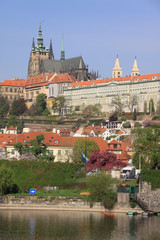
[82,105,93,119]
[132,127,160,169]
[87,172,116,209]
[73,139,99,164]
[10,98,27,116]
[149,99,155,114]
[93,104,102,116]
[133,108,137,121]
[0,95,10,117]
[52,96,66,115]
[7,115,18,128]
[144,100,147,114]
[122,121,131,128]
[0,165,14,195]
[36,94,47,115]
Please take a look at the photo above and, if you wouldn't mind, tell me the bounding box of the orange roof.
[0,134,17,148]
[8,126,16,130]
[6,131,107,152]
[69,73,160,89]
[49,73,77,84]
[82,125,106,135]
[2,79,26,87]
[26,73,55,87]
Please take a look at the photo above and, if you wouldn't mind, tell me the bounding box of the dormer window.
[55,140,58,144]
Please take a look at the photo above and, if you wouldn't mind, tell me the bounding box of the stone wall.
[137,181,160,212]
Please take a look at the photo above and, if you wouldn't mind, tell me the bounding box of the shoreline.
[0,203,143,214]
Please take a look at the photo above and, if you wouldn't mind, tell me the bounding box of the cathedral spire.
[60,38,65,62]
[31,38,35,52]
[112,55,122,78]
[37,23,45,51]
[49,39,54,60]
[131,56,139,77]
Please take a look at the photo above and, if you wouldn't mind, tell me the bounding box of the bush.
[129,198,137,208]
[123,121,131,128]
[141,170,160,189]
[134,122,142,128]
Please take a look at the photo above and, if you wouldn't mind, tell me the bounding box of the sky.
[0,0,160,82]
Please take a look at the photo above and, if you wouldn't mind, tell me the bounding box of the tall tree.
[52,96,66,115]
[0,165,14,195]
[73,139,99,164]
[112,95,123,115]
[36,94,47,115]
[0,95,10,117]
[144,100,147,114]
[127,95,138,113]
[10,98,27,116]
[149,99,155,114]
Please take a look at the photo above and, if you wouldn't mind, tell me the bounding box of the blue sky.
[0,0,160,82]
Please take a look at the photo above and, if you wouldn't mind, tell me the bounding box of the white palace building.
[63,56,160,113]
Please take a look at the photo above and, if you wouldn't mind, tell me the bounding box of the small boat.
[101,211,114,217]
[127,212,137,216]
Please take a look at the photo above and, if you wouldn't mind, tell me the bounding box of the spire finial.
[49,39,54,60]
[60,36,65,61]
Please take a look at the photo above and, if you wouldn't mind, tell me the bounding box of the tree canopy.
[86,150,126,172]
[73,139,99,164]
[0,95,10,117]
[10,98,27,116]
[132,126,160,169]
[36,94,47,115]
[52,96,66,115]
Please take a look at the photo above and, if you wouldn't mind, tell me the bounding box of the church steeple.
[31,38,35,52]
[60,38,65,62]
[131,56,139,77]
[49,39,54,60]
[36,23,45,51]
[112,55,122,78]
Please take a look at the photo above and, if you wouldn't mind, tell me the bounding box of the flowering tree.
[86,150,126,172]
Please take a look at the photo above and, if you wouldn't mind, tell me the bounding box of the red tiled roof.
[26,73,55,87]
[69,73,160,89]
[2,79,26,87]
[49,73,77,84]
[8,126,16,130]
[0,134,18,148]
[6,131,107,152]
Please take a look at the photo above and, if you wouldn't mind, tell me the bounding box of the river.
[0,209,160,240]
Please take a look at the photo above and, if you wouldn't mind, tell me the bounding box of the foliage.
[7,115,18,128]
[86,150,126,172]
[14,134,54,161]
[149,99,155,114]
[86,172,116,209]
[10,98,27,116]
[27,104,38,116]
[112,95,123,115]
[109,113,118,122]
[134,122,142,128]
[143,119,160,127]
[133,108,137,121]
[132,127,160,169]
[42,108,50,116]
[92,104,102,116]
[73,139,99,164]
[152,115,160,121]
[0,161,82,193]
[52,96,66,115]
[82,105,94,119]
[0,95,10,117]
[141,169,160,190]
[36,94,47,115]
[144,100,147,114]
[0,165,14,195]
[122,121,131,128]
[129,198,137,208]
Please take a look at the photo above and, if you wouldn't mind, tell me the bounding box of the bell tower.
[28,24,53,77]
[112,55,122,78]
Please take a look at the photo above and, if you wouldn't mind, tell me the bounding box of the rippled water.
[0,209,160,240]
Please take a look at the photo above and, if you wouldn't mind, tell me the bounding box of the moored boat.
[101,211,114,217]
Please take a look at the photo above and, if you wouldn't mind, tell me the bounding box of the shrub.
[123,121,131,128]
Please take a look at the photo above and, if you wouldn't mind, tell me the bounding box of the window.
[10,88,12,92]
[114,144,117,149]
[49,150,54,155]
[65,150,69,156]
[58,150,61,155]
[6,88,8,92]
[11,149,15,154]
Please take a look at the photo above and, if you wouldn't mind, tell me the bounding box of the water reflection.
[0,210,159,240]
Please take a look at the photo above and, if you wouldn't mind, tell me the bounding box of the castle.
[28,24,97,81]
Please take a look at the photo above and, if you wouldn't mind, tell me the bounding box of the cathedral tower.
[112,55,122,78]
[28,24,53,77]
[131,57,139,77]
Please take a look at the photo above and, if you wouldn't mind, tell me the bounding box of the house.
[4,131,108,162]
